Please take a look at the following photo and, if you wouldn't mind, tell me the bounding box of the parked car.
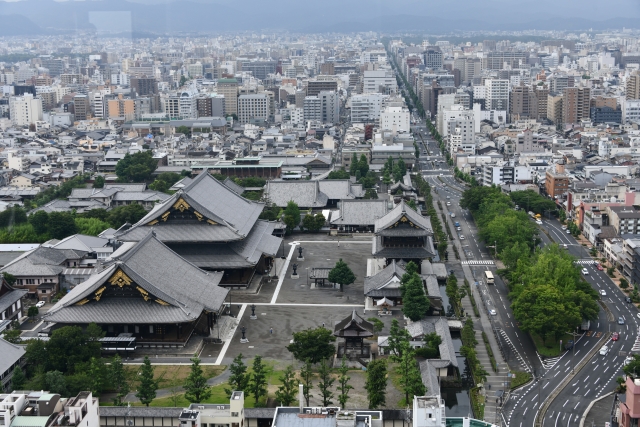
[566,229,571,234]
[35,301,45,308]
[612,332,620,341]
[626,296,633,303]
[561,225,567,230]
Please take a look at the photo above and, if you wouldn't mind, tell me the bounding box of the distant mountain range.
[0,0,639,36]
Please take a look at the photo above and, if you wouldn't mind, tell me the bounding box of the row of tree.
[413,175,448,259]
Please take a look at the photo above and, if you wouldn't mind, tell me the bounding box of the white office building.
[9,94,43,126]
[363,70,397,94]
[485,79,510,111]
[318,90,340,124]
[238,93,269,124]
[623,99,640,124]
[380,104,411,133]
[350,93,389,123]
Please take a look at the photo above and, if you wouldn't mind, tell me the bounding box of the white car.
[582,268,589,275]
[600,345,609,356]
[489,309,497,316]
[600,289,607,296]
[35,301,45,308]
[561,225,567,230]
[566,229,571,234]
[536,220,543,225]
[459,235,465,240]
[456,227,462,231]
[446,202,451,206]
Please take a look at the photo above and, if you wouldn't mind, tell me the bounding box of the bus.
[484,271,494,285]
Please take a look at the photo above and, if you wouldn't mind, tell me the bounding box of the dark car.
[626,296,633,303]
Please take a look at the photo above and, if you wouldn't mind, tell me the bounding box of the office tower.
[9,94,43,126]
[238,93,269,124]
[307,79,338,97]
[485,79,509,111]
[510,84,538,120]
[41,58,65,77]
[217,78,238,116]
[423,47,443,69]
[303,96,322,122]
[317,91,340,124]
[534,86,549,120]
[483,52,528,70]
[240,61,277,80]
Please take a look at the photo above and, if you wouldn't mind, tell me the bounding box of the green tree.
[303,213,325,232]
[367,317,384,334]
[349,153,359,176]
[337,356,353,408]
[2,272,17,286]
[328,258,356,291]
[288,327,336,363]
[248,356,268,406]
[136,356,158,406]
[110,354,129,406]
[11,366,26,390]
[407,200,418,211]
[179,76,187,87]
[387,319,411,358]
[148,179,170,193]
[299,359,314,406]
[48,212,78,239]
[88,357,105,396]
[115,151,158,183]
[225,354,249,397]
[75,217,111,236]
[396,346,425,405]
[383,170,392,185]
[275,365,298,406]
[402,274,430,321]
[359,154,369,176]
[317,358,335,406]
[28,210,49,235]
[107,204,148,229]
[327,169,351,180]
[624,354,640,378]
[2,328,21,344]
[397,157,407,176]
[184,356,212,403]
[27,306,39,320]
[80,208,110,222]
[93,175,105,188]
[283,201,301,233]
[365,359,387,409]
[45,370,69,396]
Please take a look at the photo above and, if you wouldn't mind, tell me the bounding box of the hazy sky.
[0,0,639,35]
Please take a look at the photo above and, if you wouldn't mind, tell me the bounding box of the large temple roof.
[116,172,265,243]
[374,200,433,237]
[44,232,227,324]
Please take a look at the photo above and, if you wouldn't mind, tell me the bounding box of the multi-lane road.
[412,121,639,427]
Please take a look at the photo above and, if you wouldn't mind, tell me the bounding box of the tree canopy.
[287,327,336,363]
[115,151,158,182]
[328,258,356,291]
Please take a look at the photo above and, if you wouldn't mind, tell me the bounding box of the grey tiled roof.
[406,317,457,368]
[264,180,328,208]
[418,359,440,396]
[331,199,388,226]
[0,338,25,375]
[364,260,405,297]
[318,180,356,200]
[112,191,170,202]
[423,275,440,298]
[222,177,246,195]
[118,172,264,242]
[0,286,27,313]
[1,247,87,277]
[374,200,433,236]
[372,236,436,259]
[53,235,109,252]
[44,232,227,324]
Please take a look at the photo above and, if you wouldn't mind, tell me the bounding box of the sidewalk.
[433,188,508,424]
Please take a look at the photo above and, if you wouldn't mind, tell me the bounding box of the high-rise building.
[563,87,591,125]
[73,94,90,121]
[107,95,136,121]
[9,94,43,126]
[307,79,338,97]
[41,58,65,77]
[362,70,397,94]
[626,72,640,100]
[303,96,322,123]
[509,84,537,120]
[380,104,411,133]
[350,93,388,123]
[130,77,158,96]
[217,78,238,116]
[423,47,443,69]
[317,91,340,124]
[547,93,564,124]
[534,86,549,120]
[240,61,277,80]
[485,79,509,111]
[320,62,335,75]
[238,93,269,124]
[483,52,528,70]
[196,95,225,118]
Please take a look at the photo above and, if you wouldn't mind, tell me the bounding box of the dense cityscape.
[1,15,640,427]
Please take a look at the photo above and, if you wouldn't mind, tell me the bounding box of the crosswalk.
[632,327,640,351]
[498,328,531,372]
[540,355,562,370]
[462,260,495,265]
[574,260,598,265]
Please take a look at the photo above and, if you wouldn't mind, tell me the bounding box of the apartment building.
[350,93,388,123]
[303,96,322,122]
[545,170,570,198]
[563,87,591,125]
[73,94,90,121]
[515,129,548,153]
[307,79,338,97]
[9,94,43,126]
[626,72,640,100]
[607,206,640,235]
[362,70,397,94]
[485,79,509,111]
[380,105,410,133]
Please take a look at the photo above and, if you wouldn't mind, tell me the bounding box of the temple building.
[115,171,282,288]
[43,232,229,347]
[372,200,436,266]
[334,310,374,361]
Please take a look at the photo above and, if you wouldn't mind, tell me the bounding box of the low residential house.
[0,277,27,328]
[0,247,88,302]
[10,173,38,188]
[0,339,26,392]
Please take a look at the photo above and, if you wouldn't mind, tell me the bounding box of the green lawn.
[531,333,572,358]
[510,371,532,389]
